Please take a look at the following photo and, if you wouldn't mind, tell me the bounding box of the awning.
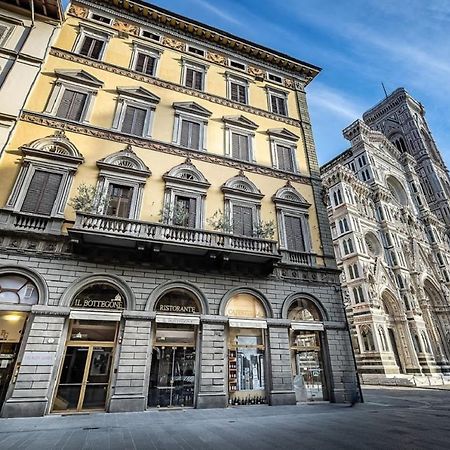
[229,319,267,329]
[156,314,200,325]
[291,321,324,331]
[69,310,122,322]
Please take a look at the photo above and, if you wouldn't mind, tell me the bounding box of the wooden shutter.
[121,106,147,136]
[135,53,146,72]
[190,122,201,149]
[284,215,305,251]
[231,133,250,161]
[180,120,190,147]
[230,82,239,102]
[79,36,93,56]
[56,90,87,121]
[21,171,63,215]
[185,68,194,88]
[277,145,294,172]
[233,205,253,236]
[0,24,9,43]
[90,39,104,59]
[194,71,203,90]
[237,84,247,104]
[145,56,156,75]
[231,133,240,158]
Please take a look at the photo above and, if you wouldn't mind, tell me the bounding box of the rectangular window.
[91,14,111,24]
[0,23,11,46]
[134,52,157,76]
[21,170,63,215]
[232,205,253,236]
[284,215,305,251]
[231,133,250,161]
[180,120,201,150]
[174,195,196,228]
[106,184,132,218]
[78,36,104,59]
[268,73,283,84]
[270,93,287,116]
[276,144,295,172]
[141,30,161,42]
[229,60,246,71]
[230,81,247,104]
[121,105,147,136]
[184,67,204,90]
[56,90,88,121]
[187,45,205,57]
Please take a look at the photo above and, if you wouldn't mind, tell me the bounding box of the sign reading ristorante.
[71,284,125,310]
[156,290,200,314]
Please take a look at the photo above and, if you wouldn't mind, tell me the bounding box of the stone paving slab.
[0,388,449,449]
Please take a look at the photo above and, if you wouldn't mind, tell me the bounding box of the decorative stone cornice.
[20,111,311,185]
[70,0,320,82]
[49,47,302,127]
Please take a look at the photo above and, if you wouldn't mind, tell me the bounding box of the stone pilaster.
[267,323,296,405]
[2,307,69,417]
[196,318,227,408]
[109,317,152,412]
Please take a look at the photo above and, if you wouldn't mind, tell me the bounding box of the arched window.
[361,326,375,352]
[378,326,388,351]
[154,289,202,315]
[287,298,323,322]
[0,274,39,305]
[421,331,431,353]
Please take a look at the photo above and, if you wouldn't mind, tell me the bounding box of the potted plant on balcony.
[69,183,106,213]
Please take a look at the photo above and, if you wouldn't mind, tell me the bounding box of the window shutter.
[233,205,243,235]
[185,68,194,88]
[145,56,156,75]
[194,71,203,90]
[180,120,190,147]
[285,215,304,251]
[66,92,88,121]
[231,133,240,158]
[121,106,135,134]
[131,107,146,136]
[188,198,197,228]
[0,24,9,43]
[135,53,146,72]
[239,134,250,161]
[230,83,239,102]
[271,95,279,114]
[90,39,104,59]
[233,205,253,236]
[56,89,75,119]
[237,84,247,104]
[79,36,93,56]
[190,122,201,149]
[277,145,294,172]
[21,171,62,215]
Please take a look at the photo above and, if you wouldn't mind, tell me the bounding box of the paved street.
[0,387,449,449]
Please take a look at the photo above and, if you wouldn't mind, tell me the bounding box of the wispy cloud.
[190,0,242,26]
[308,83,364,121]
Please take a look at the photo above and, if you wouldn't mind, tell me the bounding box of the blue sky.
[63,1,450,165]
[142,0,450,165]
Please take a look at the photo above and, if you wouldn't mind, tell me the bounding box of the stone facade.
[321,88,450,384]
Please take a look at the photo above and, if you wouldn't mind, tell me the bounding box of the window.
[267,73,283,84]
[268,129,299,173]
[231,132,251,161]
[353,286,365,304]
[130,45,160,77]
[4,131,83,228]
[229,60,246,71]
[338,217,349,234]
[273,185,312,257]
[227,76,248,104]
[267,89,288,116]
[361,327,375,352]
[21,171,63,215]
[56,89,87,121]
[343,238,354,255]
[162,159,210,229]
[348,264,359,280]
[182,60,207,91]
[91,13,112,24]
[105,184,132,218]
[96,146,150,220]
[232,204,253,236]
[0,21,13,47]
[112,87,160,138]
[284,215,305,251]
[74,26,111,61]
[187,45,205,57]
[141,30,161,42]
[172,102,211,152]
[46,70,103,123]
[378,327,388,351]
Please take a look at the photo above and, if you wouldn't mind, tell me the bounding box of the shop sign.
[155,291,200,314]
[71,284,124,310]
[225,294,266,319]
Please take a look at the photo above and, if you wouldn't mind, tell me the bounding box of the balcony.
[280,250,315,266]
[0,210,64,235]
[68,213,281,265]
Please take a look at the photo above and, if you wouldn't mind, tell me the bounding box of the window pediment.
[54,69,104,88]
[163,158,210,190]
[172,101,212,118]
[267,128,299,141]
[222,115,258,130]
[273,184,310,208]
[97,145,151,178]
[22,131,84,165]
[117,87,160,104]
[222,172,264,200]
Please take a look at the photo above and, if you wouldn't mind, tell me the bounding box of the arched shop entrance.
[52,283,124,413]
[0,273,39,409]
[225,293,268,405]
[148,289,202,408]
[287,298,329,402]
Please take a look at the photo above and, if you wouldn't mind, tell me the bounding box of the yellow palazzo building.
[0,0,359,416]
